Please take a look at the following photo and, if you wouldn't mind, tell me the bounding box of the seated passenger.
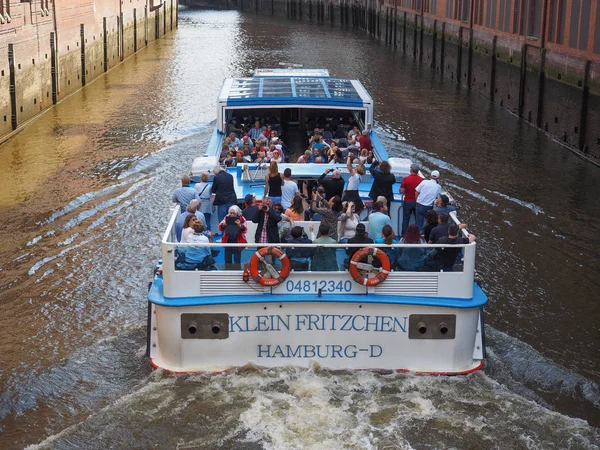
[312,223,338,271]
[428,212,450,244]
[270,149,283,163]
[175,200,205,242]
[337,137,350,150]
[297,150,312,164]
[255,151,267,165]
[286,226,314,271]
[312,135,326,153]
[433,194,457,215]
[176,220,216,270]
[429,213,467,244]
[240,133,253,148]
[346,223,374,261]
[229,132,241,148]
[181,213,198,243]
[330,149,345,164]
[424,224,475,271]
[348,126,359,139]
[374,224,399,268]
[397,224,426,271]
[335,124,347,139]
[422,209,438,243]
[248,120,263,141]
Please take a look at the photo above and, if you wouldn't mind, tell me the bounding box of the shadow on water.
[0,7,598,448]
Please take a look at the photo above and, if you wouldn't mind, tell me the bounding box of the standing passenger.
[281,168,299,209]
[242,194,259,222]
[218,205,247,265]
[172,174,197,213]
[211,166,237,225]
[400,164,422,235]
[253,198,282,244]
[342,154,366,212]
[415,170,441,233]
[319,168,345,200]
[194,171,213,230]
[369,160,396,208]
[264,161,284,205]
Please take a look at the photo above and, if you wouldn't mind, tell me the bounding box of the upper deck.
[215,69,374,134]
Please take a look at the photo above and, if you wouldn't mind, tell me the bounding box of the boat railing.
[160,208,478,300]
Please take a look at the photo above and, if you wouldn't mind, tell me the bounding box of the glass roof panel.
[261,78,293,97]
[326,79,361,99]
[225,77,363,101]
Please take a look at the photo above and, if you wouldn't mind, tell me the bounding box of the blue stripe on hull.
[148,278,487,309]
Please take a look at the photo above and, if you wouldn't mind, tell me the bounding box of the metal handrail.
[164,208,476,248]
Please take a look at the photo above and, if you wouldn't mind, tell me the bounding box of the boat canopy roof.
[218,75,373,109]
[217,69,374,134]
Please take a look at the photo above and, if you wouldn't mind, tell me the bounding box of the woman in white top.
[181,214,198,243]
[339,201,360,243]
[342,154,366,212]
[194,172,213,230]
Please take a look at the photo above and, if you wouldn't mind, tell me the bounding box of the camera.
[261,205,268,211]
[312,185,318,193]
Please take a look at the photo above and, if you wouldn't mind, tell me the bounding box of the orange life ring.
[249,247,291,286]
[349,246,391,286]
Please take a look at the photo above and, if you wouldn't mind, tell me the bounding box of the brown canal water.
[0,7,599,449]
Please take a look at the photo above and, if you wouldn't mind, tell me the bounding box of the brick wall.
[0,0,177,143]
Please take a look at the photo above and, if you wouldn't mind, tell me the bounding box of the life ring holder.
[249,247,291,287]
[349,246,391,287]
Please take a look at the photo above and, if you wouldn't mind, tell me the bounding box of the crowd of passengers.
[172,156,477,272]
[218,115,377,167]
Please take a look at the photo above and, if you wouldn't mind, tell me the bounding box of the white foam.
[28,237,97,275]
[486,189,545,215]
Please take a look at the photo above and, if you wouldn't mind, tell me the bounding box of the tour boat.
[147,68,488,374]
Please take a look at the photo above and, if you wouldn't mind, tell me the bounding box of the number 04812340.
[285,280,353,293]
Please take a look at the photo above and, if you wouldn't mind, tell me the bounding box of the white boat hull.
[148,300,484,374]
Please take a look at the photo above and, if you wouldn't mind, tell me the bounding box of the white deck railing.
[160,208,477,299]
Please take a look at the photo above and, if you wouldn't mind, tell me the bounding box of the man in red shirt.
[357,130,373,152]
[400,164,423,235]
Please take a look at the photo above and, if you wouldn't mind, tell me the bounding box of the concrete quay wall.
[188,0,600,163]
[0,0,178,143]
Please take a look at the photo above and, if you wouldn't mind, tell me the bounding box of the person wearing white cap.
[415,170,442,234]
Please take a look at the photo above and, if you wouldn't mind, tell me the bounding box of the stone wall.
[0,0,178,143]
[186,0,600,163]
